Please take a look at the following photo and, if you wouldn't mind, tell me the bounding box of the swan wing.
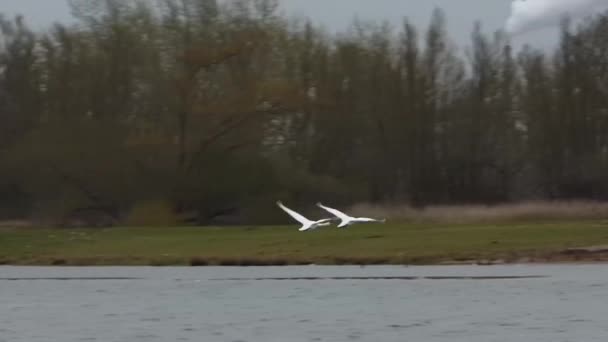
[316,203,351,221]
[277,201,311,225]
[356,217,385,223]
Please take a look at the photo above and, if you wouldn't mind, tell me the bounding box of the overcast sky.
[0,0,567,49]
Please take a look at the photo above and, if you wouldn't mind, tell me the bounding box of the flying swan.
[276,201,334,231]
[316,202,386,228]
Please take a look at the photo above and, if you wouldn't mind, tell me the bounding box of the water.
[1,265,607,342]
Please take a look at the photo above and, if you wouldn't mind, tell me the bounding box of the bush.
[125,199,178,226]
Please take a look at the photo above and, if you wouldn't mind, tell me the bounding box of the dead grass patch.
[349,200,608,223]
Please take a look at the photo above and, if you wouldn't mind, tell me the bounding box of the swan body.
[316,202,386,228]
[276,201,334,231]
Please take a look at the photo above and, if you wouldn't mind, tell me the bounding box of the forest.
[1,0,608,226]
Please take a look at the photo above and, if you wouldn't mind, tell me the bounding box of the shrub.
[125,199,177,226]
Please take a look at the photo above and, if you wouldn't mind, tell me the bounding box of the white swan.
[276,201,334,231]
[316,202,386,228]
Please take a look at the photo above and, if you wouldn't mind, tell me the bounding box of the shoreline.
[2,249,607,266]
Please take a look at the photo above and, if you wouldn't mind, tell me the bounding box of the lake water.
[1,265,607,342]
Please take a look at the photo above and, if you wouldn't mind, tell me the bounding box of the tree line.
[1,0,608,226]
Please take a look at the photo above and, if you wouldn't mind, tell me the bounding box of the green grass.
[1,221,608,265]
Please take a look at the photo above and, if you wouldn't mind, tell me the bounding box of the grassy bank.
[2,221,608,266]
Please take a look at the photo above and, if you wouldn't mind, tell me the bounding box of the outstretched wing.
[316,202,351,221]
[357,217,385,223]
[277,201,311,225]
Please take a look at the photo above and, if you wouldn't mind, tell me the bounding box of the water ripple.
[0,265,604,342]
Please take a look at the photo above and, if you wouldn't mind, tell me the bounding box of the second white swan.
[316,202,386,228]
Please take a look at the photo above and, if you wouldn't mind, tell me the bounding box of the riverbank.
[1,221,608,266]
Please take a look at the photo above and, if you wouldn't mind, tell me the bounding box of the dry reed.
[348,200,608,224]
